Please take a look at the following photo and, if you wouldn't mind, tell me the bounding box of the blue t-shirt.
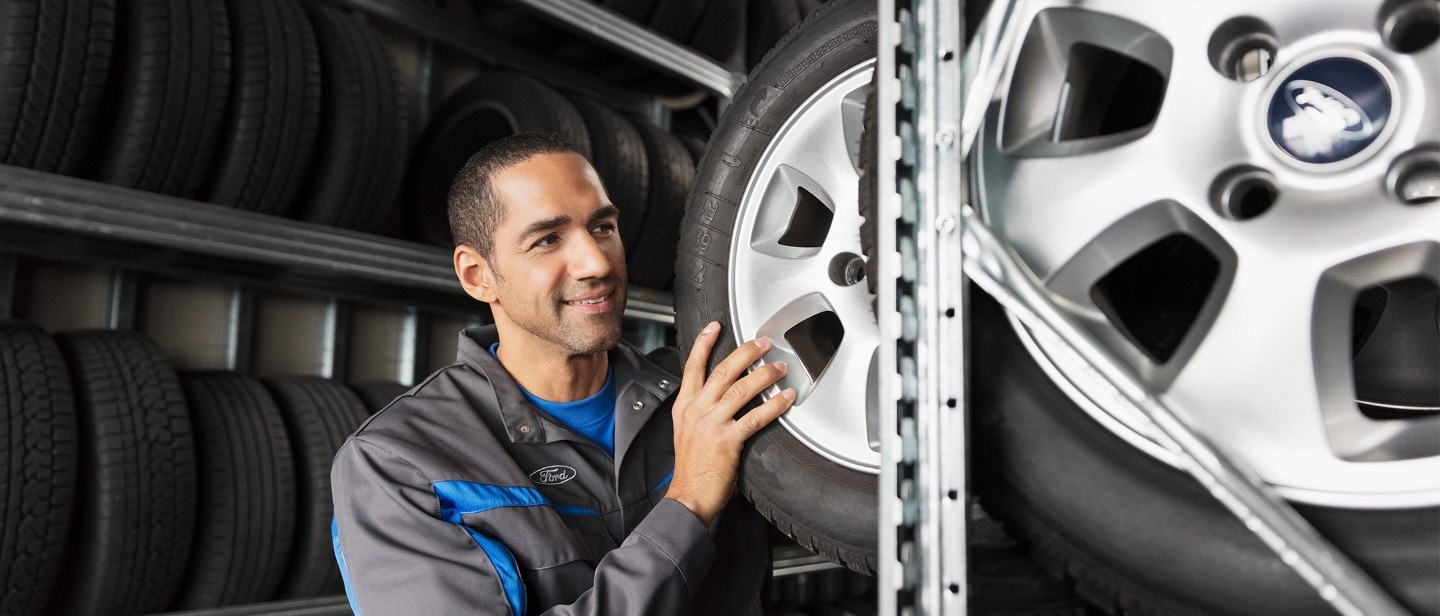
[490,343,617,456]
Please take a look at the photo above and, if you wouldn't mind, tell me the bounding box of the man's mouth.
[562,290,615,309]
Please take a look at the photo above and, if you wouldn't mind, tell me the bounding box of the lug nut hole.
[829,252,867,287]
[1209,17,1279,83]
[1387,148,1440,206]
[1212,167,1279,220]
[1380,0,1440,53]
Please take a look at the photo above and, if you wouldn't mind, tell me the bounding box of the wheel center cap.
[1267,56,1392,165]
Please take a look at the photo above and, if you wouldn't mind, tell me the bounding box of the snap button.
[631,401,645,411]
[658,379,670,389]
[518,425,530,434]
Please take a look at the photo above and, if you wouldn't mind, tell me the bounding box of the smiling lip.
[562,290,615,313]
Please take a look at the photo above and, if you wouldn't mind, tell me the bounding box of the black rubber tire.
[630,120,695,291]
[685,0,743,64]
[0,0,114,175]
[676,0,879,573]
[348,381,409,414]
[175,372,296,609]
[92,0,230,199]
[745,0,803,70]
[644,0,706,46]
[49,330,195,616]
[263,376,371,600]
[205,0,321,217]
[295,4,407,234]
[969,294,1440,615]
[567,95,650,250]
[0,321,75,616]
[677,133,708,164]
[402,70,593,247]
[797,0,828,19]
[858,73,879,298]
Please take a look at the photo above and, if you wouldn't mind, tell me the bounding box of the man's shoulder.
[342,361,504,464]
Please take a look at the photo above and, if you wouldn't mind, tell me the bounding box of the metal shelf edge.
[0,166,677,324]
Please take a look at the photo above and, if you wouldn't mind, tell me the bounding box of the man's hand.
[665,321,796,527]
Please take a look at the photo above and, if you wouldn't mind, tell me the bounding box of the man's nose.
[568,233,613,279]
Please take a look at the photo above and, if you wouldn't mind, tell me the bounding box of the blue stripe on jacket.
[332,516,363,616]
[431,480,604,616]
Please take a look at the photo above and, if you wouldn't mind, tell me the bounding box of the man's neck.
[495,335,610,402]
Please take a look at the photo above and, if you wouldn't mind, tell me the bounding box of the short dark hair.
[447,132,587,259]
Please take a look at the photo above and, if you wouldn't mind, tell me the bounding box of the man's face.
[483,152,627,356]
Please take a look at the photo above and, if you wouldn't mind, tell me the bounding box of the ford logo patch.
[530,465,577,485]
[1267,57,1390,165]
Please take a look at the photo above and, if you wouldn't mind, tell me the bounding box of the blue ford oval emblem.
[1268,57,1390,164]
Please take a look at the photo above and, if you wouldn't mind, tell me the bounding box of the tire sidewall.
[676,0,879,570]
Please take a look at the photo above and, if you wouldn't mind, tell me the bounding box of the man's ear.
[454,244,498,304]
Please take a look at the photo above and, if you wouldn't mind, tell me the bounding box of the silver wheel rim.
[730,60,879,473]
[975,0,1440,508]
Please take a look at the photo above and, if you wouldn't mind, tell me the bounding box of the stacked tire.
[402,71,696,289]
[0,0,407,235]
[0,322,387,613]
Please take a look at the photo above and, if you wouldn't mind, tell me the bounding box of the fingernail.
[774,361,788,372]
[782,388,796,401]
[753,337,770,349]
[703,321,719,334]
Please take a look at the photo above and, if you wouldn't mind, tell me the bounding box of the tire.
[296,4,407,234]
[175,372,296,609]
[567,95,650,250]
[402,70,592,247]
[630,120,695,291]
[677,133,708,164]
[0,0,114,175]
[685,0,743,63]
[50,330,195,616]
[745,0,802,70]
[348,380,409,414]
[677,0,879,573]
[643,0,705,47]
[205,0,321,217]
[92,0,230,199]
[263,376,371,599]
[0,321,75,616]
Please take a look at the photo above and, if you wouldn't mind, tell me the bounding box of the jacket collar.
[455,326,678,450]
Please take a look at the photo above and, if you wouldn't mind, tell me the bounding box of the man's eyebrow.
[590,205,620,223]
[518,215,570,242]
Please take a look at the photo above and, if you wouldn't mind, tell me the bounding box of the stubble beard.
[497,274,626,356]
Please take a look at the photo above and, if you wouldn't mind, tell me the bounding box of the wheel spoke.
[1167,251,1439,498]
[778,328,881,468]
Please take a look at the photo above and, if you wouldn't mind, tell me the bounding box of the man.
[330,132,795,614]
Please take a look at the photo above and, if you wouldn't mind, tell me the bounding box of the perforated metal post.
[878,0,967,613]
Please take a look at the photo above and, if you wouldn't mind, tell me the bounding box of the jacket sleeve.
[331,437,717,616]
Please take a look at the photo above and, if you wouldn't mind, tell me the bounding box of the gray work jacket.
[331,327,770,615]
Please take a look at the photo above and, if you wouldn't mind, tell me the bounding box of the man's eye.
[533,234,560,248]
[592,222,617,235]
